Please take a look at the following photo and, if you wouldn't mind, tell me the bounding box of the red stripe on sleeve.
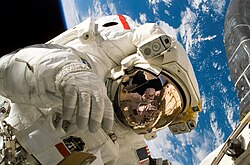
[55,142,71,158]
[118,14,131,30]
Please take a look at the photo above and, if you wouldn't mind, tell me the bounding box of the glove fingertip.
[102,118,114,134]
[89,119,101,133]
[76,116,89,130]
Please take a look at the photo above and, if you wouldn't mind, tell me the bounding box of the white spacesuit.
[0,15,201,165]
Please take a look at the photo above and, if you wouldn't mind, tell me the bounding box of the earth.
[60,0,240,164]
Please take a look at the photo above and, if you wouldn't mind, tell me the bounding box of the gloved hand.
[56,63,114,133]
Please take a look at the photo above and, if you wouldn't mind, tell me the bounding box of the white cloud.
[146,126,217,164]
[107,2,117,15]
[148,0,160,5]
[145,128,182,164]
[177,7,218,57]
[201,3,209,13]
[210,112,225,148]
[195,35,217,43]
[158,21,177,38]
[61,0,80,28]
[189,130,215,164]
[139,13,147,24]
[164,10,170,16]
[210,0,226,15]
[223,102,239,130]
[178,7,197,55]
[190,0,202,9]
[222,86,227,93]
[211,49,222,56]
[190,0,226,16]
[215,50,222,55]
[85,0,118,20]
[201,92,207,113]
[93,0,106,18]
[148,0,172,15]
[213,62,218,69]
[148,0,160,15]
[162,0,172,7]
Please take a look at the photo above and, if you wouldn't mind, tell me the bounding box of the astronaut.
[0,15,201,165]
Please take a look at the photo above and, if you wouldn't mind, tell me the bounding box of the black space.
[0,0,66,56]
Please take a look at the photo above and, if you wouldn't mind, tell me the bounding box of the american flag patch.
[55,142,71,158]
[136,146,151,164]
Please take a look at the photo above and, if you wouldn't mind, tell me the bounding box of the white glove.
[56,63,114,133]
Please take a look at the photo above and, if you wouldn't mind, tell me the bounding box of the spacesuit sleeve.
[132,23,167,47]
[0,44,84,108]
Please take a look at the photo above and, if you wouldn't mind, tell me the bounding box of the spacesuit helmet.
[106,35,202,135]
[116,67,184,135]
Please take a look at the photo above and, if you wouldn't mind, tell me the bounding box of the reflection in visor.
[119,69,184,133]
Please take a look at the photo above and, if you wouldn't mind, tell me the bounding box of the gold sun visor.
[118,68,185,134]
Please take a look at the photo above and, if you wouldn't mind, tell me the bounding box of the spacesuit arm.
[0,44,114,133]
[0,44,83,106]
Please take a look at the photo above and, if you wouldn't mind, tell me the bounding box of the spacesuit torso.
[48,14,157,165]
